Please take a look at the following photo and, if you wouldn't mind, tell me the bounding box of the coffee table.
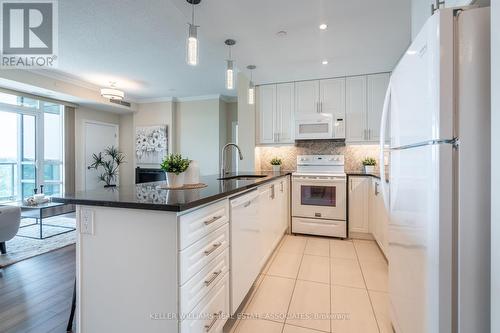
[4,201,76,239]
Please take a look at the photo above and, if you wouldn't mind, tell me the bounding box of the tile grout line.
[281,236,307,333]
[352,239,382,333]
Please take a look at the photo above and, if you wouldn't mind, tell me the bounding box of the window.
[0,92,64,202]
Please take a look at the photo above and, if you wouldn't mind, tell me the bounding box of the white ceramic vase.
[364,165,375,174]
[166,172,185,188]
[272,165,281,172]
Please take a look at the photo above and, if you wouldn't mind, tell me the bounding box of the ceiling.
[29,0,411,101]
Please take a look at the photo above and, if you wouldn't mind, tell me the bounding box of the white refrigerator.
[378,7,490,333]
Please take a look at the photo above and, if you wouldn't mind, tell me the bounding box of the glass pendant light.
[247,65,256,105]
[225,39,236,90]
[186,0,201,66]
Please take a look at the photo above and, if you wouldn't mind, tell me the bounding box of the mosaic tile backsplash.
[255,140,384,172]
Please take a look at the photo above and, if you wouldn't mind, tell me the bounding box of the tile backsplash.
[255,140,382,172]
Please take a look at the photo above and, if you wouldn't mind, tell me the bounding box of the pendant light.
[186,0,201,66]
[247,65,256,105]
[225,39,236,90]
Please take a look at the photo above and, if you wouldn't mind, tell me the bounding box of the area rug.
[0,215,76,268]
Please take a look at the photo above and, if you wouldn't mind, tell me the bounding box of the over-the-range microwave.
[295,113,345,140]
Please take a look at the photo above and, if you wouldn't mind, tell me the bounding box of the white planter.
[364,165,375,174]
[166,172,185,188]
[272,165,281,172]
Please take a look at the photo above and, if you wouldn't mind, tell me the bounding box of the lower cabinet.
[348,177,370,234]
[348,176,389,258]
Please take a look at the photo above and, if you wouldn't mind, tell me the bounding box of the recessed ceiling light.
[322,60,328,65]
[319,24,328,30]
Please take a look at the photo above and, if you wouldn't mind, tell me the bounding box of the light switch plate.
[80,208,94,235]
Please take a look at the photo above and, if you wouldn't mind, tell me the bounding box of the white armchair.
[0,206,21,254]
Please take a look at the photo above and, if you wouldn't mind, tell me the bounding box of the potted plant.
[362,157,377,174]
[270,157,282,172]
[160,154,190,188]
[90,146,125,187]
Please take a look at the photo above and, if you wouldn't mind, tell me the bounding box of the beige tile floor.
[227,235,391,333]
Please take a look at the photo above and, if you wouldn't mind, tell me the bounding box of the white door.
[257,85,276,144]
[320,78,346,139]
[276,83,295,143]
[346,76,368,142]
[84,121,119,191]
[367,73,390,142]
[295,80,320,114]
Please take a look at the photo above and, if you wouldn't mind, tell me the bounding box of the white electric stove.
[292,155,347,238]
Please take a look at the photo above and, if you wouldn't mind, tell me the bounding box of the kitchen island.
[53,172,291,333]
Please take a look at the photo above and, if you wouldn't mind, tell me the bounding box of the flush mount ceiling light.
[276,30,287,38]
[186,0,201,66]
[100,83,124,101]
[322,60,329,65]
[319,23,328,30]
[225,39,236,90]
[247,65,256,105]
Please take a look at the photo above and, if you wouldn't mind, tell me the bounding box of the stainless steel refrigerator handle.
[390,138,459,151]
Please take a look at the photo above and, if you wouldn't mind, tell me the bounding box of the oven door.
[292,176,346,220]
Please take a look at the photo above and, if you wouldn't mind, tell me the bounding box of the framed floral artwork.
[135,125,168,164]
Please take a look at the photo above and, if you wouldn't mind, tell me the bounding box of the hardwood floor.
[0,245,76,333]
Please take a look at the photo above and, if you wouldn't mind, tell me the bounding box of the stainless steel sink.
[217,175,267,181]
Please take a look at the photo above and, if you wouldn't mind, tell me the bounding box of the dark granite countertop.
[52,171,291,212]
[346,171,389,182]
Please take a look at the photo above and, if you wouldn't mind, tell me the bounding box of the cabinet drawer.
[179,224,229,284]
[292,217,346,238]
[180,273,230,333]
[180,249,229,314]
[179,200,229,250]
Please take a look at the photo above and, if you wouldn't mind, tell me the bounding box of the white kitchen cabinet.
[321,78,346,138]
[276,83,295,143]
[367,73,390,142]
[294,80,319,114]
[346,73,390,143]
[346,76,367,142]
[256,83,294,144]
[348,177,370,234]
[277,177,290,234]
[369,178,389,257]
[257,84,276,144]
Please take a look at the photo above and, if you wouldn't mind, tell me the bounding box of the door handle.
[204,270,223,286]
[204,311,222,332]
[270,184,275,199]
[204,242,222,256]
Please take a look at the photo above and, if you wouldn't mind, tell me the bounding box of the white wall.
[492,1,499,331]
[175,98,226,175]
[237,73,256,172]
[74,107,121,191]
[119,114,135,186]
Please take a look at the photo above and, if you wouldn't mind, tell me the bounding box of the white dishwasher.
[230,189,260,314]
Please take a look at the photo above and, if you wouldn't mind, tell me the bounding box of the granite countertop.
[346,171,390,182]
[52,171,291,212]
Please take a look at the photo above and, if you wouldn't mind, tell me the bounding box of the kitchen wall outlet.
[80,208,94,235]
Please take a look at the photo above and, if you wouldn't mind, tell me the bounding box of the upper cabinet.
[294,80,320,114]
[346,73,390,143]
[256,83,294,144]
[256,72,389,145]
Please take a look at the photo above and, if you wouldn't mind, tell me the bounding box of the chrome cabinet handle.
[204,270,222,286]
[375,182,379,195]
[280,181,284,192]
[243,201,252,208]
[204,311,222,332]
[204,242,222,256]
[270,184,275,199]
[204,215,222,226]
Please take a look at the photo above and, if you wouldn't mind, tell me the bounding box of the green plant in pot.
[270,157,282,172]
[362,157,377,174]
[160,154,190,188]
[90,146,125,187]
